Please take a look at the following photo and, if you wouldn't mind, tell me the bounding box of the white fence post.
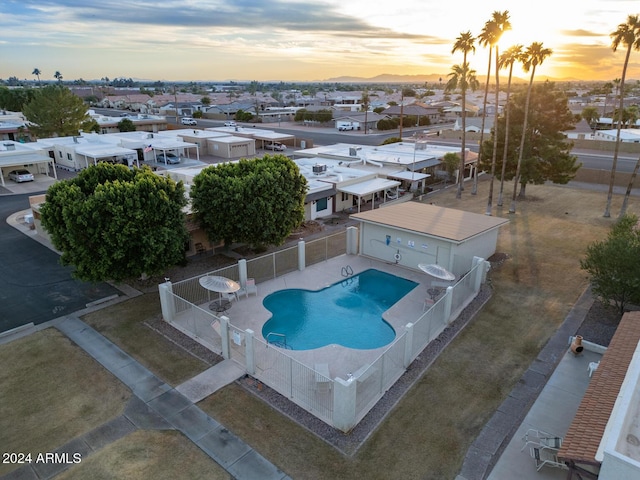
[158,281,175,323]
[220,315,230,360]
[404,323,414,368]
[298,240,306,271]
[346,226,359,254]
[245,329,255,375]
[444,286,454,324]
[333,377,357,433]
[472,256,485,293]
[238,259,248,288]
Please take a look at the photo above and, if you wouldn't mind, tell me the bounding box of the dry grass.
[56,430,230,480]
[0,329,131,476]
[198,181,640,479]
[81,294,209,386]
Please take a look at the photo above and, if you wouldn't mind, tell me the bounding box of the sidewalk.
[5,315,289,480]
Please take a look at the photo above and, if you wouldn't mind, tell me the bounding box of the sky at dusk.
[1,0,640,83]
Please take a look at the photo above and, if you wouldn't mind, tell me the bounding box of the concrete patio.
[487,347,603,479]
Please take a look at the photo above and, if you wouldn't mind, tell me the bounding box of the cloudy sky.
[1,0,639,83]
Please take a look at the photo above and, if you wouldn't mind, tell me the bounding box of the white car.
[265,142,286,151]
[181,117,197,126]
[224,121,237,127]
[156,152,181,164]
[8,169,34,183]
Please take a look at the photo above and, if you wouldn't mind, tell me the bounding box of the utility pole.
[399,88,405,139]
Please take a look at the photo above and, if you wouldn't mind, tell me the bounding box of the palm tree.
[451,31,476,198]
[482,11,511,213]
[54,71,63,83]
[602,81,613,117]
[509,42,553,214]
[446,63,480,191]
[604,15,640,218]
[581,106,600,134]
[32,68,41,86]
[497,45,524,207]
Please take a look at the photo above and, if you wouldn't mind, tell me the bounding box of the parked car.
[181,117,197,126]
[156,152,181,164]
[224,121,237,127]
[8,169,34,183]
[265,142,286,151]
[338,124,355,131]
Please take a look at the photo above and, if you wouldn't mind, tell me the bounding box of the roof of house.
[559,311,640,466]
[350,202,508,242]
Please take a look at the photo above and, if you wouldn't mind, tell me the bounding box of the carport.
[337,177,401,213]
[151,138,200,164]
[386,170,430,194]
[75,145,139,168]
[0,152,57,187]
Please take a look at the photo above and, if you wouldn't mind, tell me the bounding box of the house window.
[316,197,328,211]
[341,192,349,202]
[58,150,63,158]
[67,153,72,160]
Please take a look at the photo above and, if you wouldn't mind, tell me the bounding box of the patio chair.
[239,278,258,298]
[529,445,568,471]
[521,428,563,451]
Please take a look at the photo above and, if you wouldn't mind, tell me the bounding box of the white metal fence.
[159,235,487,433]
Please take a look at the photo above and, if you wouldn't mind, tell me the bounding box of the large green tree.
[40,163,189,282]
[581,214,640,314]
[0,86,36,111]
[480,82,580,197]
[190,155,307,249]
[23,84,95,138]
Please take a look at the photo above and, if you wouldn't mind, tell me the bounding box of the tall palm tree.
[446,63,480,192]
[602,81,613,117]
[604,15,640,218]
[482,11,511,213]
[54,71,63,83]
[509,42,553,214]
[32,68,41,86]
[497,45,524,207]
[451,31,476,198]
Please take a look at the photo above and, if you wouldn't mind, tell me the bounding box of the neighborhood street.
[0,193,121,333]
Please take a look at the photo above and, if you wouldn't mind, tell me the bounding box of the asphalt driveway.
[0,193,121,333]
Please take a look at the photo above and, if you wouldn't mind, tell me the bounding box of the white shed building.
[351,202,508,277]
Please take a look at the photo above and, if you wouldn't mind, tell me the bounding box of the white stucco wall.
[358,222,450,270]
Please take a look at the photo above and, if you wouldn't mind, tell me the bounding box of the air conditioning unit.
[312,164,327,174]
[349,147,361,156]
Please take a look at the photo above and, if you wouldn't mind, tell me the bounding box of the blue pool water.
[262,269,418,350]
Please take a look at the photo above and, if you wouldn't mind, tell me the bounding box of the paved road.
[0,193,120,333]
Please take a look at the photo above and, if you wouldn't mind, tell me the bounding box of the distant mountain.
[322,73,582,84]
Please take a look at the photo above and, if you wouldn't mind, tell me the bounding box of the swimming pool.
[262,269,418,350]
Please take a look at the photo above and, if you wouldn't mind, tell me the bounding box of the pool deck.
[173,254,446,381]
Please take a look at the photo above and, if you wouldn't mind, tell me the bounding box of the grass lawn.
[197,181,640,479]
[81,293,209,386]
[56,430,230,480]
[0,329,131,476]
